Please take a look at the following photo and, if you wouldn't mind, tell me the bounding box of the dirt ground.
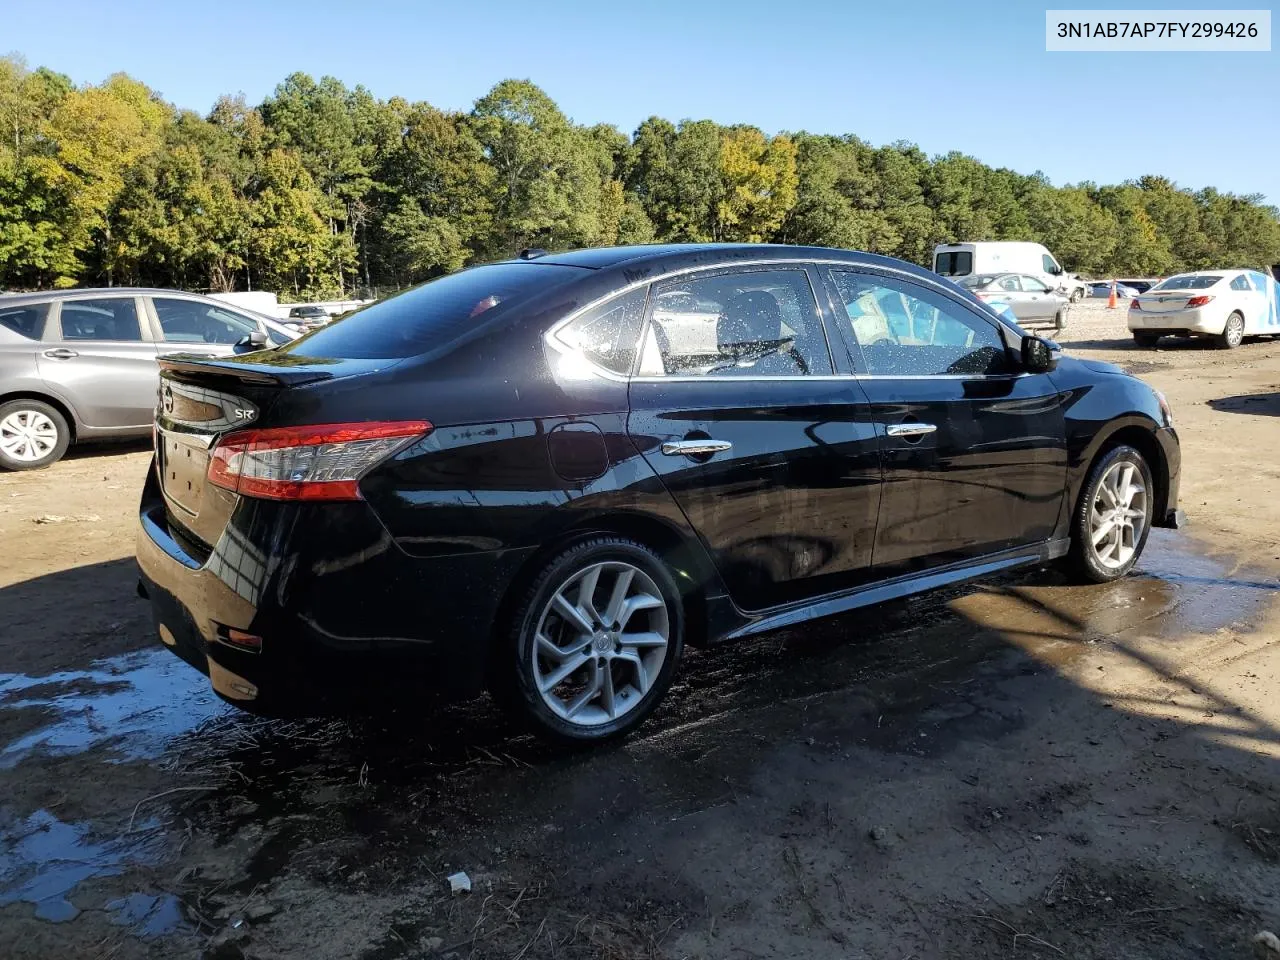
[2,300,1279,960]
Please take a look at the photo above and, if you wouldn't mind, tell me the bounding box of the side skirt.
[717,538,1072,642]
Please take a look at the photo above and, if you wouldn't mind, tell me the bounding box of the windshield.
[282,262,583,360]
[1153,274,1222,291]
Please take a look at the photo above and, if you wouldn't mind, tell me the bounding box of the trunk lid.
[1136,291,1196,314]
[153,353,397,551]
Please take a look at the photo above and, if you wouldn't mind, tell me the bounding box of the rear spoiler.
[157,353,336,387]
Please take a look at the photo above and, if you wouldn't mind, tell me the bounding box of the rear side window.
[0,302,49,339]
[935,251,972,276]
[556,288,647,375]
[59,299,142,341]
[285,263,583,360]
[1229,274,1253,291]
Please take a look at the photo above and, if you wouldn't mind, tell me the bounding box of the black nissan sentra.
[137,244,1183,743]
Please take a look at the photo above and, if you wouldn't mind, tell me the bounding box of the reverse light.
[1185,295,1214,308]
[208,421,432,501]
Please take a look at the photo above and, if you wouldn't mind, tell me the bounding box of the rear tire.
[1064,444,1154,584]
[491,536,685,744]
[1218,312,1245,349]
[1132,332,1160,348]
[0,399,70,470]
[1054,311,1066,332]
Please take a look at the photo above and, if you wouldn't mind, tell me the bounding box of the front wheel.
[1218,312,1245,349]
[1064,445,1154,583]
[0,399,70,470]
[492,537,685,744]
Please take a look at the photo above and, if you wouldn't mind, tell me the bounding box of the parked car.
[137,244,1183,743]
[933,241,1086,300]
[955,273,1070,329]
[287,304,331,331]
[1116,278,1160,294]
[1129,269,1280,348]
[0,289,297,470]
[1090,281,1140,299]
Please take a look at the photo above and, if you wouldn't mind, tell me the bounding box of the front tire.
[1132,332,1161,348]
[1065,445,1154,583]
[0,399,70,470]
[492,537,685,744]
[1218,312,1245,349]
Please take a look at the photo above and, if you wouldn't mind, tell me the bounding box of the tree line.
[3,55,1279,298]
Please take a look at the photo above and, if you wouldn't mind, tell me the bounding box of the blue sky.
[5,0,1278,203]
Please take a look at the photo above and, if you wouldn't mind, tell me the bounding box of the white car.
[1128,269,1280,349]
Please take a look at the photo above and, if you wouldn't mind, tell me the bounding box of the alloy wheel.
[1089,460,1149,569]
[0,409,59,463]
[531,560,670,727]
[1225,314,1244,347]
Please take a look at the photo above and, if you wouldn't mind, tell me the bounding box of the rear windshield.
[1153,274,1221,291]
[935,251,973,276]
[0,302,49,340]
[282,263,583,360]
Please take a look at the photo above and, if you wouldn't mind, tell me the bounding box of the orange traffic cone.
[1107,280,1117,310]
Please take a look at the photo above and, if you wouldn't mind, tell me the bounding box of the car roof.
[504,243,944,285]
[0,287,231,305]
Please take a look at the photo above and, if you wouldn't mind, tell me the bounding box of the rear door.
[627,264,882,611]
[1012,275,1059,324]
[819,266,1067,576]
[39,296,159,429]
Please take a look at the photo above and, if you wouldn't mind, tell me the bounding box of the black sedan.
[137,244,1183,743]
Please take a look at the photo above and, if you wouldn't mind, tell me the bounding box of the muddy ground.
[2,300,1279,959]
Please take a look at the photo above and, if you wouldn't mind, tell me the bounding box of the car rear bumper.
[1128,308,1221,334]
[136,463,533,716]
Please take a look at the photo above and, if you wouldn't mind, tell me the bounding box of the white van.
[933,242,1087,300]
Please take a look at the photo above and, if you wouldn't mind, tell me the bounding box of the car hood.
[1055,355,1132,379]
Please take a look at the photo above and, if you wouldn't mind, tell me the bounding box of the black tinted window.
[831,272,1010,376]
[556,287,647,375]
[935,251,973,276]
[1153,274,1220,291]
[59,299,142,342]
[639,268,831,377]
[0,302,48,339]
[284,264,581,360]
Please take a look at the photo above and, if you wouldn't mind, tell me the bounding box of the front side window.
[59,299,142,342]
[639,268,832,377]
[0,302,49,340]
[935,251,973,276]
[830,271,1011,377]
[556,287,647,375]
[1042,254,1060,274]
[154,298,257,344]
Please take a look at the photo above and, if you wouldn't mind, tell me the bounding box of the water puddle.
[0,649,227,767]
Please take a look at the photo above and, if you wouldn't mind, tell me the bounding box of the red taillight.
[1129,299,1141,310]
[1185,295,1214,308]
[208,421,432,501]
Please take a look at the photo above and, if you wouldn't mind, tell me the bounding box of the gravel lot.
[2,299,1279,959]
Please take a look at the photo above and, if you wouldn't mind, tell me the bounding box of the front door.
[820,266,1067,577]
[39,296,158,429]
[147,296,261,359]
[627,265,882,611]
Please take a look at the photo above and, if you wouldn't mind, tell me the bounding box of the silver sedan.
[958,273,1070,330]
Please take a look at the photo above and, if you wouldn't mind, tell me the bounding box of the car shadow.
[62,436,152,462]
[1208,391,1280,417]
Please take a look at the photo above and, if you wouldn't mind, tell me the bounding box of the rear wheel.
[1218,312,1245,349]
[492,537,684,744]
[1054,310,1066,331]
[0,399,70,470]
[1132,332,1161,348]
[1064,445,1154,583]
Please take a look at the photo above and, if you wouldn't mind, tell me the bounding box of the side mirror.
[1021,335,1058,372]
[234,330,269,354]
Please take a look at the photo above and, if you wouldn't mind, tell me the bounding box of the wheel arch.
[0,390,79,443]
[488,510,720,677]
[1083,422,1170,523]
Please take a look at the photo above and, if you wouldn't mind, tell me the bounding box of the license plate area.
[160,431,211,518]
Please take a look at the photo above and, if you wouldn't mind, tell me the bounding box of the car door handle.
[661,439,733,457]
[43,348,79,360]
[886,423,938,438]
